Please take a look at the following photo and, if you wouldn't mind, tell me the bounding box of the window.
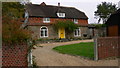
[43,18,50,23]
[40,26,48,37]
[74,27,81,37]
[73,19,78,24]
[57,13,65,17]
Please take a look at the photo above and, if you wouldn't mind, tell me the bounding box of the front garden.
[53,42,94,59]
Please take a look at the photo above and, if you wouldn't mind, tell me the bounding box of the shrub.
[2,16,31,44]
[91,24,106,29]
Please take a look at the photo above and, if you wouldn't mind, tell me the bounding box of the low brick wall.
[2,43,28,67]
[97,37,119,59]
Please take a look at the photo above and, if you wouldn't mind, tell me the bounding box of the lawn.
[53,42,94,59]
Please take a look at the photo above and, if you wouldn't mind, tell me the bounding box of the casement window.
[73,19,78,24]
[43,18,50,23]
[74,27,81,37]
[57,13,65,17]
[40,26,48,37]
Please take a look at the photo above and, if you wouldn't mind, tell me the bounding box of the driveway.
[32,39,118,66]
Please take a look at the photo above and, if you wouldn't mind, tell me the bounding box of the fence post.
[27,39,33,67]
[94,36,98,61]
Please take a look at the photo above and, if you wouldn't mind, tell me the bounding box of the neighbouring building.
[105,8,120,36]
[96,8,120,60]
[24,2,89,40]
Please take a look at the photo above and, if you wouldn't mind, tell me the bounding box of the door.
[59,28,65,38]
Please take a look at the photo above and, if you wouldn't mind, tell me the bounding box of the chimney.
[40,2,46,6]
[58,2,60,6]
[118,1,120,9]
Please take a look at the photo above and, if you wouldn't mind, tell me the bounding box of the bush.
[2,16,31,44]
[91,24,106,29]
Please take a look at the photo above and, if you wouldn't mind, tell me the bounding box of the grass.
[53,42,94,59]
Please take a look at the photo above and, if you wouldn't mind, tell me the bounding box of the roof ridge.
[31,4,75,8]
[47,5,75,8]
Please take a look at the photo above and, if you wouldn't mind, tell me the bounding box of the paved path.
[32,39,118,66]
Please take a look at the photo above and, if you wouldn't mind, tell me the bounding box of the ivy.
[53,20,78,33]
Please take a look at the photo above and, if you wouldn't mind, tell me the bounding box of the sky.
[30,0,120,24]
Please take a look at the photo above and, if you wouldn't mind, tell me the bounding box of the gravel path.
[32,39,118,66]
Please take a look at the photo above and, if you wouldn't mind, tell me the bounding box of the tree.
[2,16,31,44]
[94,2,117,24]
[2,2,25,18]
[2,2,31,44]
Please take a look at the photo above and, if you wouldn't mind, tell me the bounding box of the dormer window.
[57,13,65,17]
[73,19,78,24]
[43,18,50,23]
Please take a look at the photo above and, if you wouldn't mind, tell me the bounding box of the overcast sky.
[30,0,119,24]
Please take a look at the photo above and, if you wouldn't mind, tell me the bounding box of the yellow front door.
[59,28,65,38]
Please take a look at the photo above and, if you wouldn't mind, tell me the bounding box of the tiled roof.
[27,23,52,26]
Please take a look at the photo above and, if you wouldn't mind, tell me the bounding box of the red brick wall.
[97,37,119,59]
[28,17,88,25]
[2,43,28,67]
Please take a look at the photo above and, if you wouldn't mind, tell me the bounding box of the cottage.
[106,8,120,36]
[24,2,89,39]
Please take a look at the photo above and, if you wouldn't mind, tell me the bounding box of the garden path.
[32,39,118,66]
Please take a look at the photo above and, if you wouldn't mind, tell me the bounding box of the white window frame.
[43,18,50,23]
[73,19,78,24]
[40,26,48,38]
[57,13,65,17]
[74,27,81,37]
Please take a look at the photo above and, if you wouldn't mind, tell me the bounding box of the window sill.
[74,35,81,37]
[43,21,50,23]
[40,36,48,37]
[74,22,78,24]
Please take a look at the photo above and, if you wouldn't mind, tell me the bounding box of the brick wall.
[2,43,28,67]
[97,37,120,59]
